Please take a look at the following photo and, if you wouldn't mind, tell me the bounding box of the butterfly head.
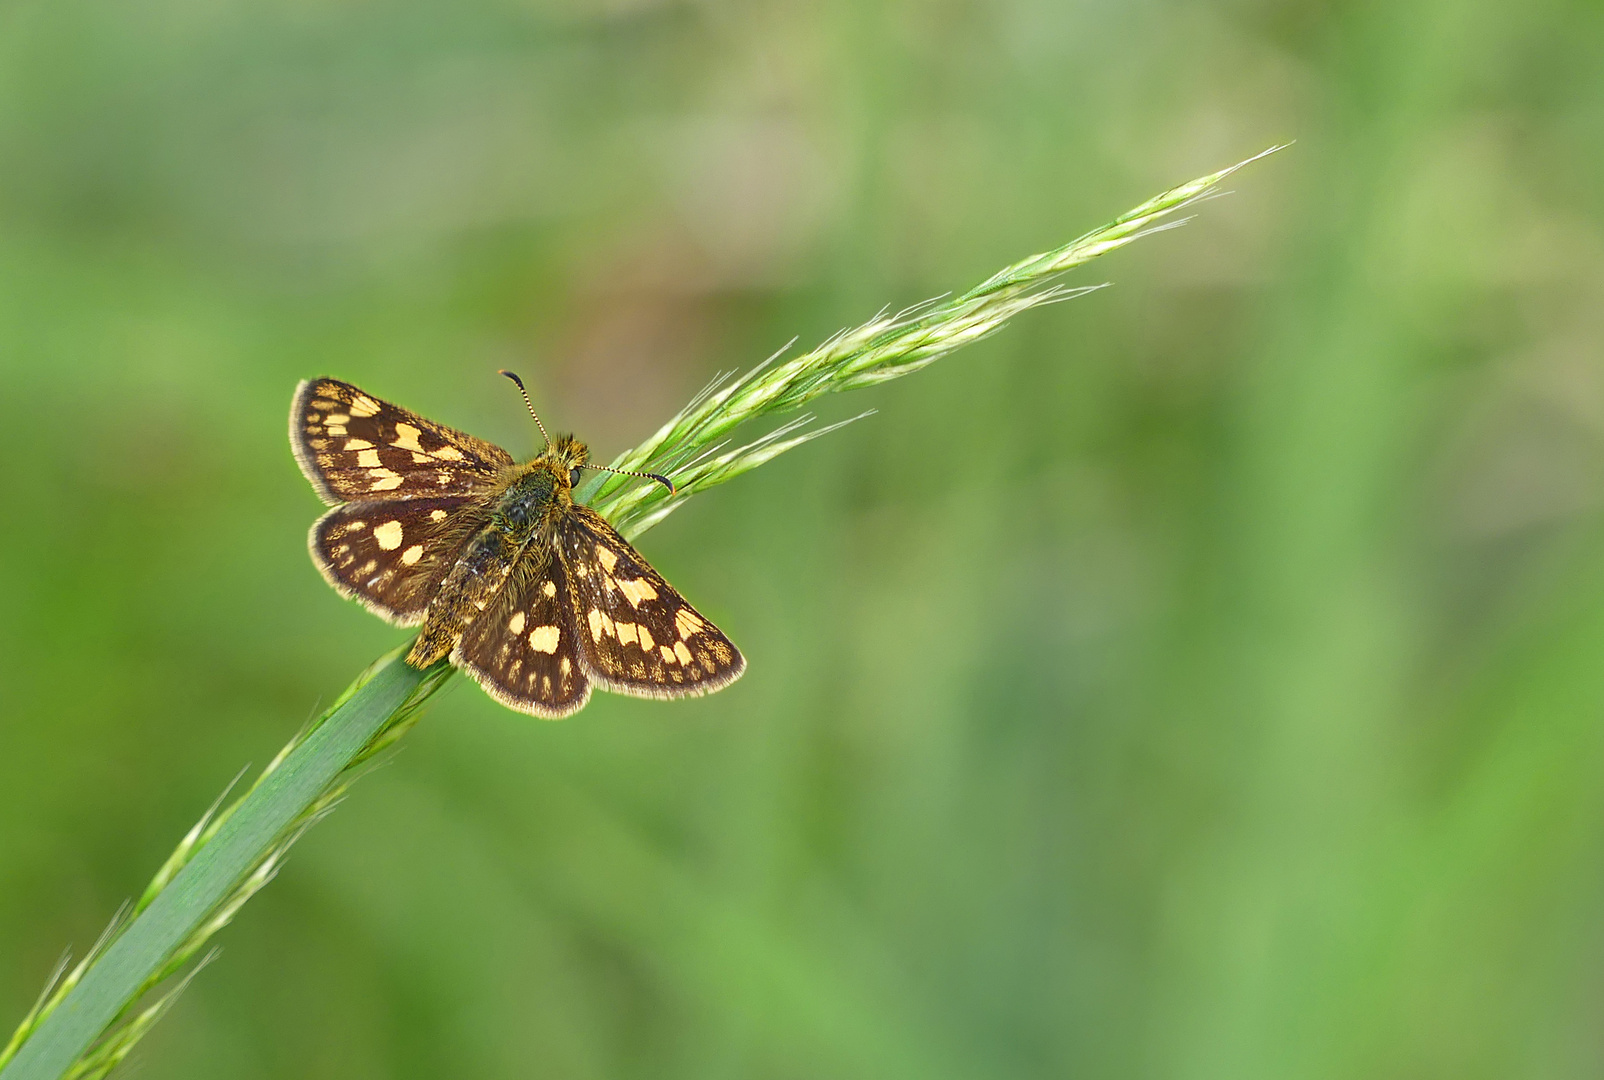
[495,435,585,524]
[546,434,590,492]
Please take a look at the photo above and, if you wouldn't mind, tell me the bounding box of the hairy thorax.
[407,438,587,666]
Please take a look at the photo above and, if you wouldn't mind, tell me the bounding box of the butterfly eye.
[569,467,583,488]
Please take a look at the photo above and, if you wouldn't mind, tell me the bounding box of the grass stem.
[0,146,1281,1079]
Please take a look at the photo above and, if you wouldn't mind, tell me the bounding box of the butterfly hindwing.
[559,506,745,698]
[310,495,483,625]
[453,556,591,718]
[291,378,514,505]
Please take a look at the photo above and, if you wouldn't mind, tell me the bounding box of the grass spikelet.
[585,145,1285,535]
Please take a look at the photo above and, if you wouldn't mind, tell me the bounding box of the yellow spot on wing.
[508,612,526,634]
[344,438,375,451]
[587,609,615,641]
[660,645,678,664]
[596,546,618,572]
[616,622,637,645]
[529,625,561,653]
[618,578,658,607]
[373,521,404,550]
[637,624,655,652]
[350,395,381,417]
[434,446,466,461]
[542,581,556,597]
[673,640,693,666]
[392,423,425,453]
[356,449,381,468]
[675,608,704,638]
[369,469,403,491]
[401,544,424,565]
[430,509,448,522]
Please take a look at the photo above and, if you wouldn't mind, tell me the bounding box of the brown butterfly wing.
[291,378,513,505]
[309,496,486,625]
[452,555,592,718]
[558,506,744,699]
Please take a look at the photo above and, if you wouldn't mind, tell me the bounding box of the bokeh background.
[3,1,1604,1077]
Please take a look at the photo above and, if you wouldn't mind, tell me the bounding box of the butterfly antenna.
[498,370,551,449]
[582,462,676,496]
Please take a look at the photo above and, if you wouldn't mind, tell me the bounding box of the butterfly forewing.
[311,496,484,625]
[453,557,591,717]
[292,378,513,505]
[559,507,745,698]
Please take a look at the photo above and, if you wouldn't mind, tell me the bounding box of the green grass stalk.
[0,146,1280,1080]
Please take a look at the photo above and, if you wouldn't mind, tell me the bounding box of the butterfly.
[289,374,744,717]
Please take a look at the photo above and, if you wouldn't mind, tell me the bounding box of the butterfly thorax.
[407,436,589,667]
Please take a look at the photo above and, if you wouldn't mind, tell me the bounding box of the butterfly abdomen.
[404,463,570,667]
[407,525,527,667]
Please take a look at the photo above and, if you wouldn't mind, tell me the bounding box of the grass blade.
[0,654,446,1080]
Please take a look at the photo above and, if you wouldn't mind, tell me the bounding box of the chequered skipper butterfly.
[290,375,744,717]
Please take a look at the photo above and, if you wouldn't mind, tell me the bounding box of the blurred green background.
[4,0,1604,1077]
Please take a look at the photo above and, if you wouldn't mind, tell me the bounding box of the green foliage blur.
[3,1,1603,1077]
